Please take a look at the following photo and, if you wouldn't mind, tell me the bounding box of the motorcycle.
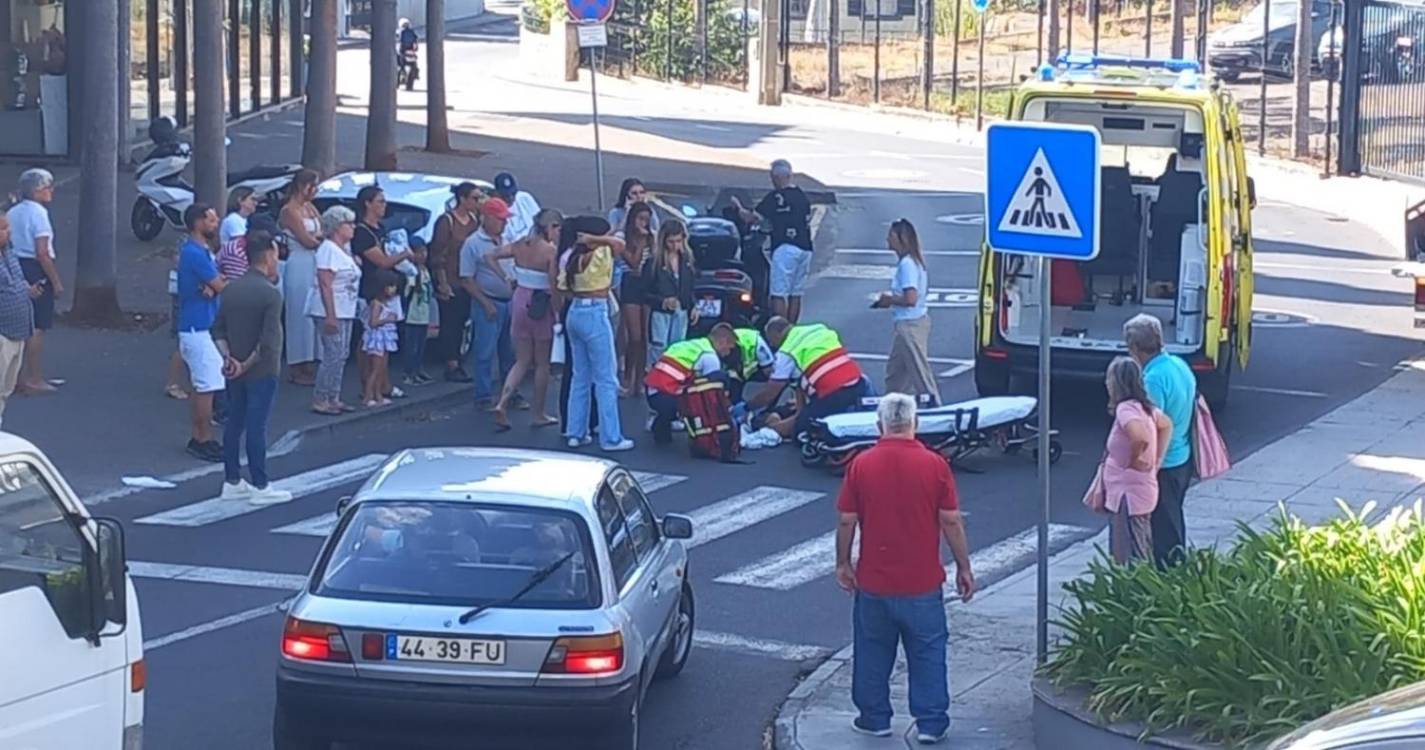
[396,45,419,91]
[131,117,303,241]
[681,203,771,336]
[1395,35,1416,84]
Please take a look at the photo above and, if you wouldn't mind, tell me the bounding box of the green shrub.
[1044,500,1425,746]
[618,0,752,83]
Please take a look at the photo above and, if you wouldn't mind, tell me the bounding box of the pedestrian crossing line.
[714,531,841,591]
[129,561,309,591]
[692,630,831,661]
[687,487,825,549]
[271,470,690,538]
[135,454,389,528]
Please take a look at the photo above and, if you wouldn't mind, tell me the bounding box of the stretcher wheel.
[799,441,825,468]
[825,450,857,476]
[1031,441,1064,465]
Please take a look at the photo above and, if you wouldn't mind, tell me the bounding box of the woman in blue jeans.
[558,232,634,452]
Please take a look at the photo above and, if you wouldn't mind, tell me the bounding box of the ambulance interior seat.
[1081,165,1140,301]
[1148,146,1204,284]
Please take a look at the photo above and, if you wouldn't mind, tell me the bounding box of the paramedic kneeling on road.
[748,317,869,440]
[726,326,775,403]
[645,323,739,444]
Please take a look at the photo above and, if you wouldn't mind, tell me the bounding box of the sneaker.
[645,414,657,432]
[248,485,294,506]
[601,439,635,452]
[415,372,436,385]
[388,387,407,399]
[850,717,892,738]
[220,480,254,500]
[567,436,593,449]
[402,375,421,387]
[187,439,224,463]
[915,725,949,744]
[671,418,686,432]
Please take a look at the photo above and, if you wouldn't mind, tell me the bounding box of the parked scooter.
[131,116,304,241]
[681,204,771,336]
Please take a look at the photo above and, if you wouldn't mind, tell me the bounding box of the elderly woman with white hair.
[5,168,62,394]
[305,206,362,415]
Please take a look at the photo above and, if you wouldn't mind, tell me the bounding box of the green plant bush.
[619,0,752,83]
[1044,501,1425,746]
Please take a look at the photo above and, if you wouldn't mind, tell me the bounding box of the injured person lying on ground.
[743,317,872,440]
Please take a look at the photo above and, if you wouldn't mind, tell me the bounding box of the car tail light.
[130,659,146,692]
[983,347,1009,361]
[542,633,624,675]
[1414,277,1425,309]
[1190,357,1215,372]
[281,617,351,663]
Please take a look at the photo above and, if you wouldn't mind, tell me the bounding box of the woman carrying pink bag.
[1086,357,1173,564]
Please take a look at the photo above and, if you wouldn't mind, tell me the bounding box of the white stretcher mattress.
[820,396,1038,440]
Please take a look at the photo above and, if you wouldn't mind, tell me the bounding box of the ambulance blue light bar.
[1054,53,1202,74]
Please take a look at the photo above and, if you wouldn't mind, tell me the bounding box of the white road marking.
[272,471,690,538]
[687,487,825,548]
[714,531,838,590]
[719,523,1088,592]
[851,352,973,367]
[695,123,732,132]
[938,363,975,379]
[835,248,979,257]
[86,429,305,506]
[1232,384,1327,398]
[815,264,895,280]
[692,631,832,661]
[144,602,284,651]
[135,454,388,528]
[130,561,310,590]
[1254,261,1388,274]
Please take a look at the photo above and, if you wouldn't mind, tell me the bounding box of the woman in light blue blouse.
[872,219,940,405]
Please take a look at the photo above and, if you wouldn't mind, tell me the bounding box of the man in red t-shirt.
[834,392,975,744]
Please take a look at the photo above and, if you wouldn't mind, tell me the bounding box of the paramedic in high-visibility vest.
[644,323,739,444]
[726,327,776,404]
[747,317,870,439]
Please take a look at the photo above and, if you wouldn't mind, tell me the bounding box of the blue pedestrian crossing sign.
[985,122,1101,261]
[970,0,989,13]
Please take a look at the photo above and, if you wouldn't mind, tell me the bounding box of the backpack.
[678,378,741,462]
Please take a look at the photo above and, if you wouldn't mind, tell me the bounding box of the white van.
[0,433,143,749]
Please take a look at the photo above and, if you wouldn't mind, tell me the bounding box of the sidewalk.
[774,356,1425,750]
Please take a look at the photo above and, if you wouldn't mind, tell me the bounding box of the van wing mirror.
[336,495,353,516]
[1246,177,1258,209]
[89,517,128,638]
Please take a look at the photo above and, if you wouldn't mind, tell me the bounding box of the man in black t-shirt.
[735,159,813,323]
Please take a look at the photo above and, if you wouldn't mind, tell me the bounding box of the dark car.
[1208,0,1333,81]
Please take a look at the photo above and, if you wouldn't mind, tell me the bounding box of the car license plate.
[695,298,722,318]
[386,634,507,665]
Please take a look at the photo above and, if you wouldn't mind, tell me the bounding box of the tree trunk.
[827,0,840,96]
[1170,0,1185,58]
[1048,0,1061,61]
[193,0,227,211]
[304,0,339,175]
[1292,0,1313,158]
[73,0,122,323]
[366,0,400,171]
[117,0,131,167]
[426,0,451,152]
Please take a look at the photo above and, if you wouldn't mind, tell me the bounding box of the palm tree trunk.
[1292,0,1313,158]
[304,0,339,175]
[73,0,122,323]
[366,0,399,170]
[193,0,227,211]
[426,0,451,152]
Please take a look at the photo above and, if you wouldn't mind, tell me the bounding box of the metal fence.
[1349,0,1425,182]
[598,0,757,87]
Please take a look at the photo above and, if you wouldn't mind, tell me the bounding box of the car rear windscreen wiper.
[457,550,577,625]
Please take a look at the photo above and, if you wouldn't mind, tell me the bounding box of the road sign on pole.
[567,0,616,209]
[984,120,1100,666]
[970,0,989,13]
[567,0,616,22]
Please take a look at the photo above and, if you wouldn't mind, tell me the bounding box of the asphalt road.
[98,12,1425,750]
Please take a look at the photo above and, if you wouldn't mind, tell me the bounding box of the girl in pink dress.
[1103,356,1174,564]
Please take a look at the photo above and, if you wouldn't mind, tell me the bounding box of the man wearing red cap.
[458,197,526,410]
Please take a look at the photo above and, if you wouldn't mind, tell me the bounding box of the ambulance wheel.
[974,353,1010,397]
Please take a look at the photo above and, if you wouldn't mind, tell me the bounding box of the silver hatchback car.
[272,448,696,750]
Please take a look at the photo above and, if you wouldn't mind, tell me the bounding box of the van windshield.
[315,501,601,610]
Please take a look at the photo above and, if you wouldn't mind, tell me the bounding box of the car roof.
[316,171,495,210]
[353,447,618,512]
[1269,680,1425,749]
[0,431,42,457]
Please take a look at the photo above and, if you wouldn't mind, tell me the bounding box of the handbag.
[1082,460,1108,513]
[1192,395,1231,480]
[526,289,551,320]
[550,323,566,366]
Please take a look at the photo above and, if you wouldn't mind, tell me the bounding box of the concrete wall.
[395,0,488,28]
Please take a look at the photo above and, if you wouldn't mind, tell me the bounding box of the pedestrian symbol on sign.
[997,148,1081,239]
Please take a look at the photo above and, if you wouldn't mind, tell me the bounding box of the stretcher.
[797,396,1063,473]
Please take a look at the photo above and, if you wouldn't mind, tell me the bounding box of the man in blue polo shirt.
[177,203,228,462]
[1124,313,1196,567]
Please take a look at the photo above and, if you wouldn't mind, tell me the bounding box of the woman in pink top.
[1103,356,1173,564]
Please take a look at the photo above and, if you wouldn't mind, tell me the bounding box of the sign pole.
[589,44,606,210]
[1036,255,1051,665]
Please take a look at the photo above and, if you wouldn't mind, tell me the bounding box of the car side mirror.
[1246,177,1258,209]
[88,517,128,639]
[336,495,352,516]
[661,514,694,540]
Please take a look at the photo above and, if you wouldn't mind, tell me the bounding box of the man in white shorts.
[176,204,228,462]
[735,159,814,323]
